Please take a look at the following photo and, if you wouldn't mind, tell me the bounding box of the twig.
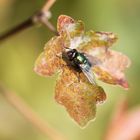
[0,84,67,140]
[0,0,57,42]
[0,18,34,41]
[42,0,56,12]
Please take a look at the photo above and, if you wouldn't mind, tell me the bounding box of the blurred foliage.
[0,0,140,140]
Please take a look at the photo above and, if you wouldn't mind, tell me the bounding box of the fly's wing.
[79,63,97,85]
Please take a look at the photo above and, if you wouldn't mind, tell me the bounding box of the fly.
[62,48,97,85]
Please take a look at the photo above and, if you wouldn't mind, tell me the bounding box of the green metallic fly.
[62,48,97,85]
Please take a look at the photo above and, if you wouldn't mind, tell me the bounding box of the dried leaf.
[55,67,106,127]
[34,36,64,76]
[34,15,131,127]
[92,49,131,89]
[57,15,84,38]
[79,31,118,51]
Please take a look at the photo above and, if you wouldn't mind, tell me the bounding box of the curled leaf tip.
[118,79,129,89]
[57,15,75,34]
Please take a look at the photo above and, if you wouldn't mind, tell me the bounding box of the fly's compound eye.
[67,49,77,60]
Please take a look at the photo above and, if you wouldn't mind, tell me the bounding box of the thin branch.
[0,84,67,140]
[0,0,57,42]
[0,18,34,41]
[42,0,56,12]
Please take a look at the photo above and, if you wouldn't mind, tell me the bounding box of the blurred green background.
[0,0,140,140]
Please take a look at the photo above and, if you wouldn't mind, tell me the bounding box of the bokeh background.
[0,0,140,140]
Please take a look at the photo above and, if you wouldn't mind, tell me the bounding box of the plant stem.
[0,0,58,42]
[42,0,56,12]
[0,18,33,41]
[0,84,67,140]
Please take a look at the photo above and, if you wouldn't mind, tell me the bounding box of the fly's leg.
[75,71,81,83]
[56,53,62,59]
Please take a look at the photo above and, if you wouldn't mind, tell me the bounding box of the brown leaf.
[34,36,64,76]
[92,49,131,89]
[55,67,106,127]
[79,31,118,51]
[34,15,131,127]
[57,15,75,36]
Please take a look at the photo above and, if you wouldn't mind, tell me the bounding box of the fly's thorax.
[75,53,87,64]
[75,52,92,68]
[62,49,92,72]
